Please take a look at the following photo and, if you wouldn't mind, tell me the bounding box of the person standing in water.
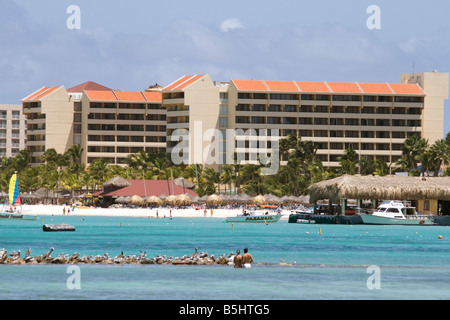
[234,249,243,268]
[242,248,253,269]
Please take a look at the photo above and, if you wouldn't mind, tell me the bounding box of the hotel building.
[22,82,166,165]
[162,71,448,169]
[21,71,448,170]
[0,104,27,158]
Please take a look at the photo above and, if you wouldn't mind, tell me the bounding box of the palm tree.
[203,167,220,194]
[359,157,376,175]
[240,164,262,194]
[374,159,389,176]
[397,135,428,175]
[220,164,234,194]
[428,139,450,176]
[338,148,359,175]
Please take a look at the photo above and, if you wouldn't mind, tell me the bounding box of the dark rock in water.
[43,224,75,232]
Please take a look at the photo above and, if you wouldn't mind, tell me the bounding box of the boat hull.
[0,213,37,221]
[359,214,434,225]
[225,214,282,223]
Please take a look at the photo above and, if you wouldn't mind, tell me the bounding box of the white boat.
[0,173,37,221]
[359,200,434,225]
[225,205,282,223]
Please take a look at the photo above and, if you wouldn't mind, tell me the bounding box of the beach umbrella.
[115,196,126,203]
[264,194,282,204]
[206,194,222,205]
[165,195,177,206]
[221,195,234,204]
[252,195,267,205]
[146,196,163,206]
[159,193,168,200]
[176,194,191,206]
[129,195,144,206]
[197,195,208,203]
[237,193,252,204]
[296,195,310,204]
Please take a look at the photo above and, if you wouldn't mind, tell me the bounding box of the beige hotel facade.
[21,71,449,170]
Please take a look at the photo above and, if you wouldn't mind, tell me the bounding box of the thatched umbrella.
[176,194,191,206]
[265,194,282,204]
[146,195,163,206]
[173,177,196,189]
[165,195,177,206]
[128,195,144,206]
[221,195,234,204]
[206,194,222,205]
[115,196,126,203]
[197,195,208,203]
[252,195,267,205]
[237,193,252,204]
[296,195,310,204]
[159,193,168,201]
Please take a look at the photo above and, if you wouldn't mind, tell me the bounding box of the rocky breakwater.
[0,248,235,266]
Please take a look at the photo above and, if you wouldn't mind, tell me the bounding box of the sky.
[1,0,450,136]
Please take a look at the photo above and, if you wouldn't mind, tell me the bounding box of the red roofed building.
[95,179,197,198]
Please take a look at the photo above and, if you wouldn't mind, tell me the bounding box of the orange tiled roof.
[85,90,162,103]
[296,82,331,93]
[85,90,118,101]
[388,83,425,95]
[114,91,146,102]
[232,80,268,91]
[163,75,205,91]
[358,83,393,94]
[22,86,60,101]
[327,82,362,94]
[230,78,425,95]
[264,81,299,92]
[142,91,162,103]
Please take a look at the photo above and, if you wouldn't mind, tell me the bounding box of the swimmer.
[233,249,243,268]
[242,248,253,269]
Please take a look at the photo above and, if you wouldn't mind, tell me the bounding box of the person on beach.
[242,248,253,269]
[233,249,243,268]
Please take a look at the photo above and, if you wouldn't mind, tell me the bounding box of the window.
[283,105,297,112]
[314,118,328,125]
[219,105,228,115]
[252,104,265,112]
[315,106,328,113]
[267,105,281,112]
[270,93,297,100]
[219,117,228,127]
[267,117,281,124]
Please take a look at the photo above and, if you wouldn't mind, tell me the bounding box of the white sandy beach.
[20,204,291,220]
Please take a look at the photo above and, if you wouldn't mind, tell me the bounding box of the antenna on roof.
[412,61,415,76]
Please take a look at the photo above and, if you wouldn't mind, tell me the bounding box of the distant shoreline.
[19,204,291,220]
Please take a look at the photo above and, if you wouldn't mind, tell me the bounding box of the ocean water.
[0,215,449,300]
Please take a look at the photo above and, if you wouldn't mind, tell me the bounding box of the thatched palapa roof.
[103,176,131,189]
[308,175,450,203]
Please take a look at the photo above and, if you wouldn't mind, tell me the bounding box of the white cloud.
[220,18,244,33]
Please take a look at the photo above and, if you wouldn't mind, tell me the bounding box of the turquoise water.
[0,215,449,300]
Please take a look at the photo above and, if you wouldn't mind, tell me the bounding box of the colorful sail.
[9,174,21,207]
